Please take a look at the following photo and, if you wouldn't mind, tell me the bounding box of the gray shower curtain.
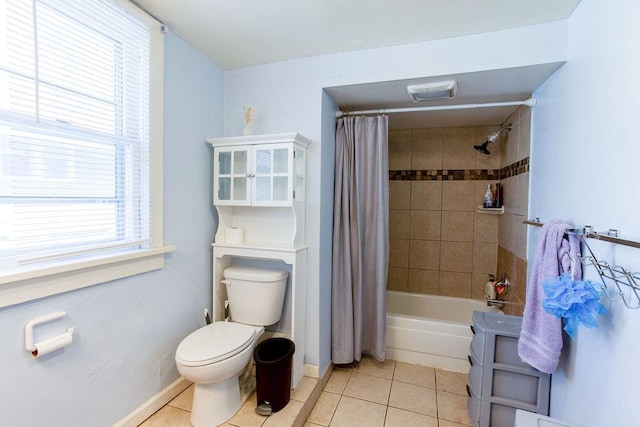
[331,116,389,363]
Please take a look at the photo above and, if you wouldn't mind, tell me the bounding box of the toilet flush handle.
[221,279,231,287]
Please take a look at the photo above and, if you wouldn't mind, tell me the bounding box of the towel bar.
[524,219,640,250]
[525,218,640,309]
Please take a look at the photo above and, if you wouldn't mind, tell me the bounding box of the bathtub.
[386,290,502,373]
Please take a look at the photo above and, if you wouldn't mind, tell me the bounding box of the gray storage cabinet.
[467,311,551,427]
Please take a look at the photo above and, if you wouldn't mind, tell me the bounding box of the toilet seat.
[176,322,256,367]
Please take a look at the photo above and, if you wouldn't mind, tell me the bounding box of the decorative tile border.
[389,169,499,180]
[389,157,529,181]
[499,157,529,180]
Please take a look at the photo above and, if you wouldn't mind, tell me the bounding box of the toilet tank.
[223,266,288,326]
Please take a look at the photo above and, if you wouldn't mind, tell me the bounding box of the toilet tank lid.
[223,266,288,282]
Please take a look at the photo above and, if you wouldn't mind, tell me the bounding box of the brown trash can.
[253,338,295,414]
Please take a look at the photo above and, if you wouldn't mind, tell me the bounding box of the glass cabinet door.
[252,144,292,205]
[214,146,250,205]
[213,142,303,207]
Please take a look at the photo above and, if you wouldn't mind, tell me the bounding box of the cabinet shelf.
[213,241,307,252]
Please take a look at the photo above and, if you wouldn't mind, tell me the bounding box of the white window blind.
[0,0,154,271]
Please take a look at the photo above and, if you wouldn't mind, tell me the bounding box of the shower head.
[473,123,512,155]
[474,141,491,155]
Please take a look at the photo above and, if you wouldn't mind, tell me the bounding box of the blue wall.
[0,32,224,427]
[531,0,640,424]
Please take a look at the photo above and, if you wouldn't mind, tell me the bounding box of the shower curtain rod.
[335,97,536,118]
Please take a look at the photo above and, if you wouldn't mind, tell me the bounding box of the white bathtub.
[386,291,502,373]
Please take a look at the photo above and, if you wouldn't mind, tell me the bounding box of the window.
[0,0,171,306]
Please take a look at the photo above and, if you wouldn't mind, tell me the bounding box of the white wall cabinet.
[214,142,306,207]
[206,133,311,387]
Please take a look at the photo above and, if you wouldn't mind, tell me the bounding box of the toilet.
[175,266,288,427]
[515,410,580,427]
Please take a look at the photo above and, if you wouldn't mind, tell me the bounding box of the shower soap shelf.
[476,205,504,214]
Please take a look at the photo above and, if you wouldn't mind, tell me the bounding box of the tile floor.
[139,374,322,427]
[139,357,471,427]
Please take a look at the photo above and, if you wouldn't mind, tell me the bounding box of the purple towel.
[518,219,582,374]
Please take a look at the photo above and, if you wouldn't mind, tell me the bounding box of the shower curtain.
[331,115,389,363]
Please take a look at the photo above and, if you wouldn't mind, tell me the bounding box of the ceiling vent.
[407,80,457,102]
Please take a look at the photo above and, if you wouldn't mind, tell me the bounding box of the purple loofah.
[542,273,607,339]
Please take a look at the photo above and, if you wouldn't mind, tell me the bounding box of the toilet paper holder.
[25,310,74,358]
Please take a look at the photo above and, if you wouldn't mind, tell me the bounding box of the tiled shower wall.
[497,105,532,316]
[387,107,532,315]
[387,126,502,300]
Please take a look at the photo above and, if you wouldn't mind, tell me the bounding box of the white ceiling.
[133,0,580,128]
[135,0,579,71]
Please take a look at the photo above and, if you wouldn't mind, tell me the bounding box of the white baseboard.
[303,363,320,379]
[113,376,192,427]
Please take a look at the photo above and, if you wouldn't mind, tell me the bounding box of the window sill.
[0,245,176,308]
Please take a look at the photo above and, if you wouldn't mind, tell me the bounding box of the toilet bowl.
[176,321,263,426]
[175,266,288,427]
